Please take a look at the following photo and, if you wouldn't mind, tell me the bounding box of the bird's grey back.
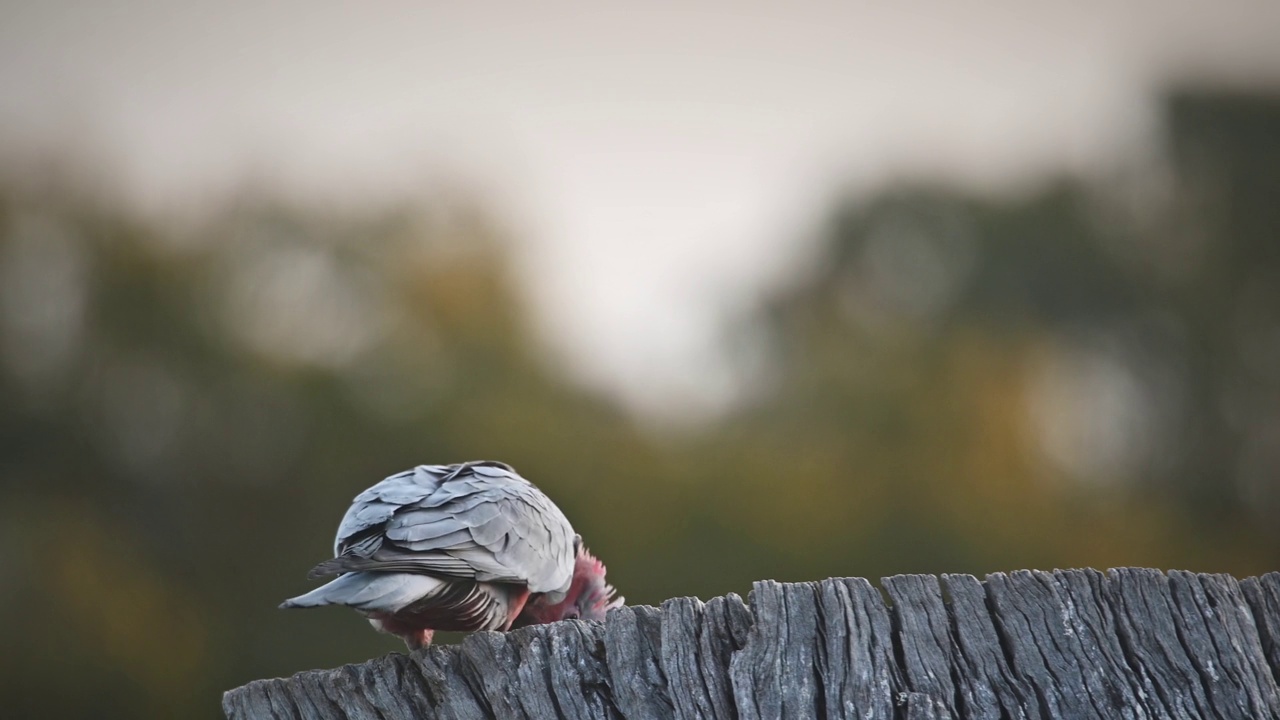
[331,461,576,596]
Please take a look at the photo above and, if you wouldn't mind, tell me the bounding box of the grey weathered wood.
[882,574,956,719]
[816,577,898,720]
[942,573,1037,719]
[1170,571,1278,718]
[608,606,672,719]
[225,570,1280,720]
[1244,573,1280,687]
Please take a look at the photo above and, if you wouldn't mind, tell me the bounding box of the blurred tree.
[0,184,668,718]
[712,86,1280,582]
[1161,88,1280,524]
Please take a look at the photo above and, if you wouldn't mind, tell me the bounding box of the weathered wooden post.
[224,568,1280,719]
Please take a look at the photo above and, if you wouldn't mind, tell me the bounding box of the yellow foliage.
[37,503,209,716]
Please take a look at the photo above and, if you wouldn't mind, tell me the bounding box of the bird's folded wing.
[318,464,575,594]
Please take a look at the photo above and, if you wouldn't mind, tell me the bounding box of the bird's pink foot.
[402,628,434,650]
[370,612,435,651]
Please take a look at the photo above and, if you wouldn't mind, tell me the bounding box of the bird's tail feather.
[279,572,446,613]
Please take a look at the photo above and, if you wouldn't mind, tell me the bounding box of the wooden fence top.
[225,568,1280,719]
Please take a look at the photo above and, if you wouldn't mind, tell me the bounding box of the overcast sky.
[3,1,1279,416]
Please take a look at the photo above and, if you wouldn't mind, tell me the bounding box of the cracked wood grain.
[225,570,1280,720]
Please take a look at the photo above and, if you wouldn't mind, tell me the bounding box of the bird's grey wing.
[473,477,577,594]
[331,465,446,556]
[322,463,576,594]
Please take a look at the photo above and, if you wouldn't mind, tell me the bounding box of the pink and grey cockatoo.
[280,461,622,649]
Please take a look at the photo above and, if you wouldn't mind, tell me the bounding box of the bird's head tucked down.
[515,546,623,625]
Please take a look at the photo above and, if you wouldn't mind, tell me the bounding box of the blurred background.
[2,1,1280,717]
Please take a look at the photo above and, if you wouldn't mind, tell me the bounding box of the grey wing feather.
[370,467,442,503]
[484,486,576,593]
[281,571,447,613]
[345,500,397,528]
[321,462,575,595]
[388,515,470,543]
[334,469,439,555]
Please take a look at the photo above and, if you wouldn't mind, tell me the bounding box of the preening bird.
[280,461,622,649]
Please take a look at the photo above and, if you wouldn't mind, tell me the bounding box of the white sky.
[2,1,1279,416]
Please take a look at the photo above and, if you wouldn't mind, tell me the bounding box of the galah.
[280,461,622,649]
